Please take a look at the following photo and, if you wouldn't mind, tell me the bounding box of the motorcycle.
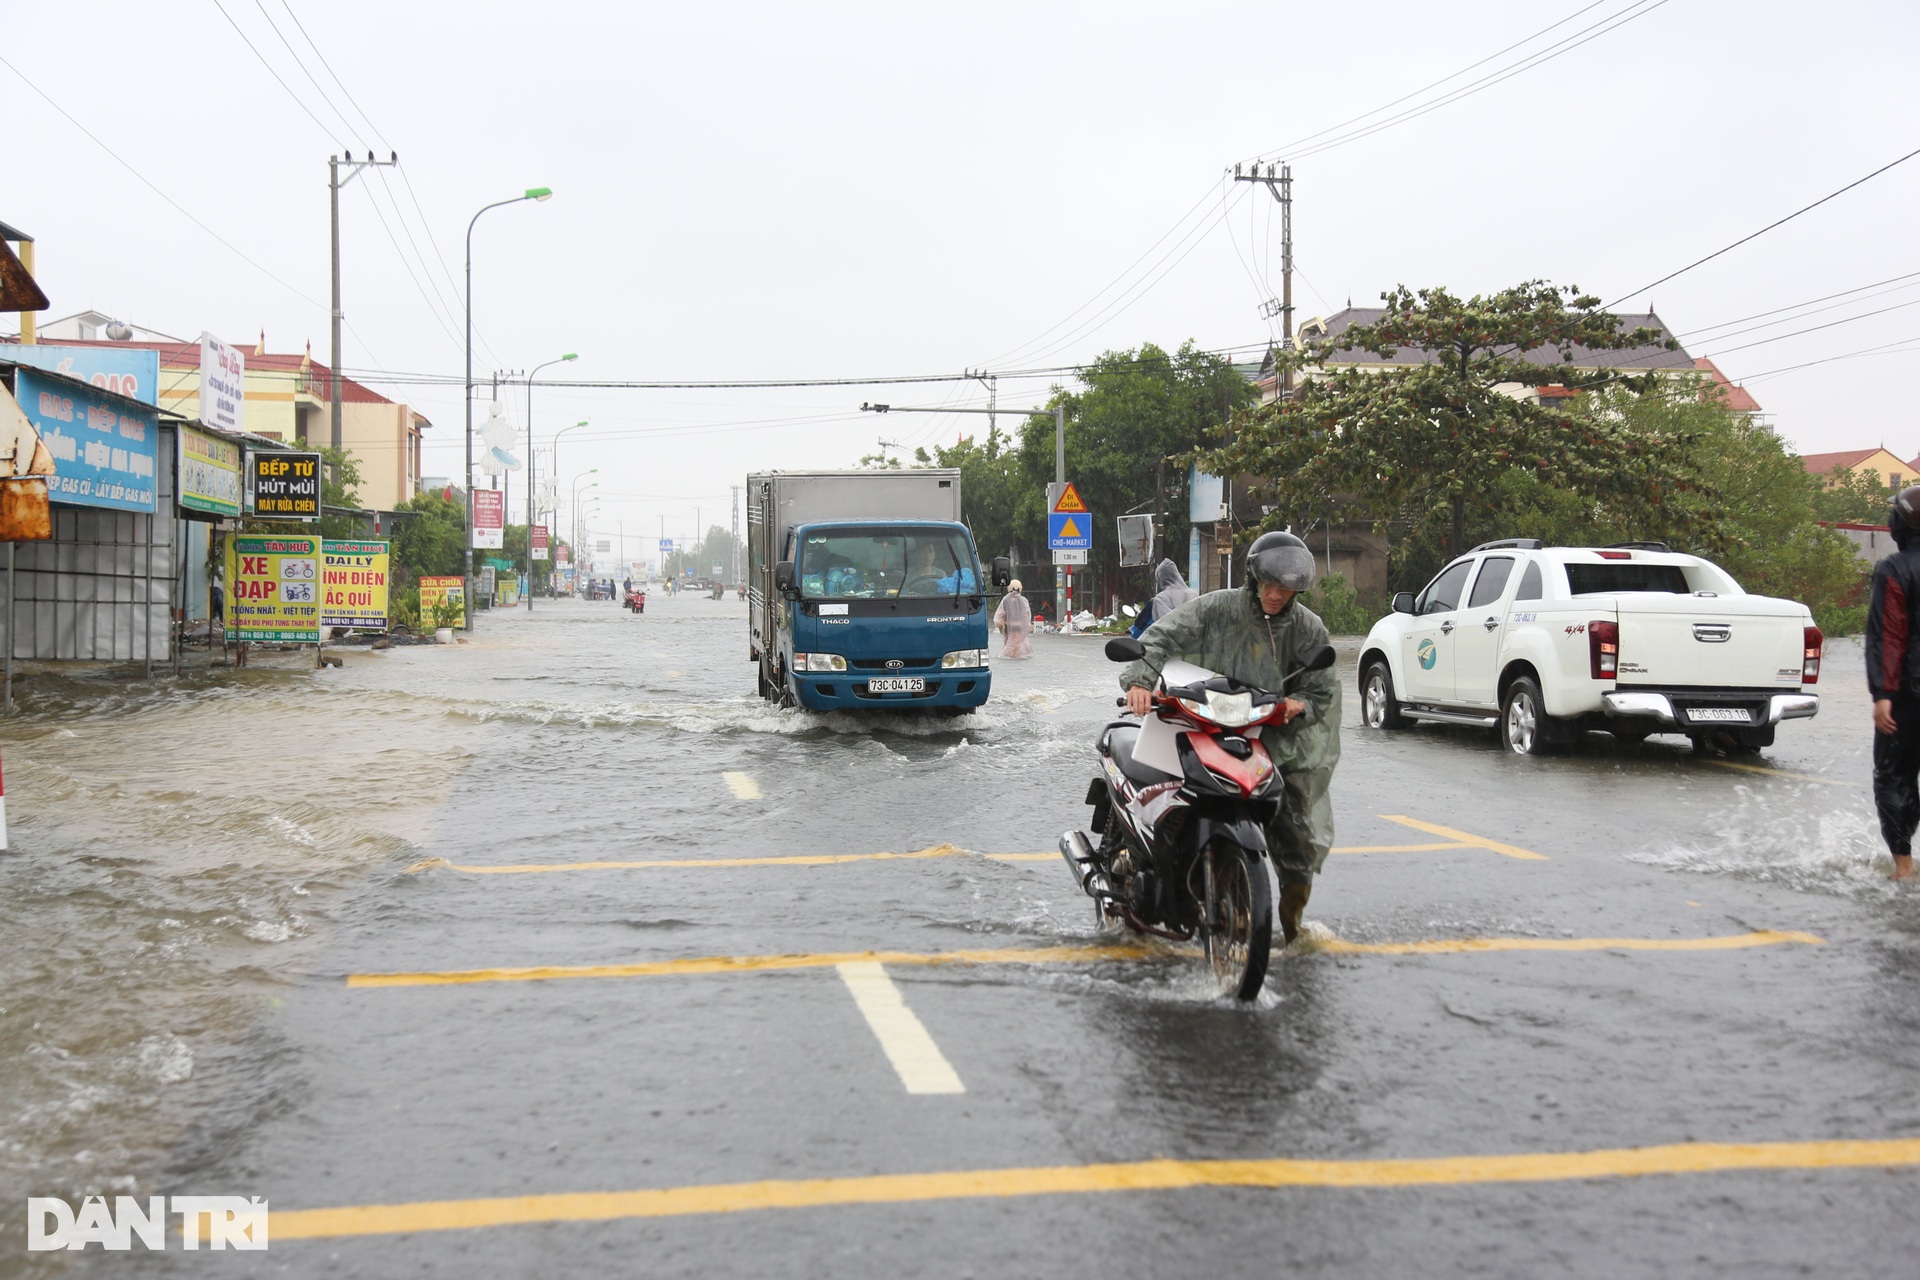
[627,589,646,614]
[1060,635,1335,1001]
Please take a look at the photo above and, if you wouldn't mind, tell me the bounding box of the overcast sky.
[6,0,1917,558]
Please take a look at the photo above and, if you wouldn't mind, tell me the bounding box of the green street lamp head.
[526,187,554,202]
[576,419,588,426]
[561,353,578,362]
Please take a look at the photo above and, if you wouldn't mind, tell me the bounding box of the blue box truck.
[747,469,1010,713]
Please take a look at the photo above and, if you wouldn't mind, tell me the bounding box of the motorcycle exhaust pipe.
[1058,830,1107,896]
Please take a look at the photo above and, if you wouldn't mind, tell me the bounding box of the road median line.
[267,1138,1920,1241]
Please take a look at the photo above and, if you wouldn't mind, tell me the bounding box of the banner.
[225,534,321,643]
[199,333,245,434]
[531,524,549,561]
[418,575,466,629]
[14,369,158,513]
[321,540,390,631]
[472,489,504,548]
[178,425,242,517]
[249,451,320,519]
[0,343,159,405]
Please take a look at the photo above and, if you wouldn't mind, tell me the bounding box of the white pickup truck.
[1357,540,1823,755]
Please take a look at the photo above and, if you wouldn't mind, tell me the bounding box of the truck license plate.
[867,677,925,693]
[1686,707,1749,723]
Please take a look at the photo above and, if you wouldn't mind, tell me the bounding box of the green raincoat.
[1119,584,1341,885]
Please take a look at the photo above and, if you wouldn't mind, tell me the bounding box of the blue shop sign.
[1,343,160,406]
[15,369,158,513]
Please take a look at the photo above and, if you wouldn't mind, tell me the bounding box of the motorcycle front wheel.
[1203,847,1273,1001]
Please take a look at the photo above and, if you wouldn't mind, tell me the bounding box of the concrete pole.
[329,154,343,451]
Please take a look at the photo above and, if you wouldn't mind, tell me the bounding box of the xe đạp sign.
[225,535,321,643]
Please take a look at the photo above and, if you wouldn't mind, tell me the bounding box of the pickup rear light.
[1595,550,1631,560]
[1589,619,1619,680]
[1803,625,1823,684]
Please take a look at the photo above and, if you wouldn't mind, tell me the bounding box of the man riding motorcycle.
[1119,530,1341,944]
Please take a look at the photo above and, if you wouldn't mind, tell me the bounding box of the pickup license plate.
[1686,707,1750,723]
[867,677,925,693]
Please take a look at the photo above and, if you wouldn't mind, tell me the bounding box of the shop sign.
[1,344,159,405]
[419,575,466,629]
[14,369,158,513]
[199,333,245,434]
[248,451,320,519]
[321,540,389,631]
[531,524,549,561]
[225,534,321,643]
[178,425,242,516]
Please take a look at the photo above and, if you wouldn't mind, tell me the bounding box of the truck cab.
[747,471,1009,714]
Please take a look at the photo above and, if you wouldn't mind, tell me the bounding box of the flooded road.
[5,595,1918,1275]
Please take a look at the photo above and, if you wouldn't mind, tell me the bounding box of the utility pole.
[730,484,742,586]
[1234,162,1293,390]
[329,152,397,451]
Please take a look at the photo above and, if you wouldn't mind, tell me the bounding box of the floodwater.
[3,598,1917,1275]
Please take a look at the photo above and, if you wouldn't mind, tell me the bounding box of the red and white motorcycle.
[1060,635,1334,1000]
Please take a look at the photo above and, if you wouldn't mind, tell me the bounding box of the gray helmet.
[1245,530,1316,592]
[1891,486,1920,535]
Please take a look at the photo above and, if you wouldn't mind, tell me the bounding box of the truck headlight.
[793,652,846,673]
[940,649,987,669]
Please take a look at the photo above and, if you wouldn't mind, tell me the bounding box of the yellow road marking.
[349,927,1821,990]
[268,1139,1920,1240]
[1379,814,1548,860]
[1700,759,1862,787]
[1318,929,1822,956]
[405,845,979,875]
[347,943,1152,989]
[722,771,762,801]
[836,962,964,1094]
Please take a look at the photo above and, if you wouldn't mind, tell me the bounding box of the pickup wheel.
[1361,661,1410,730]
[1501,676,1568,755]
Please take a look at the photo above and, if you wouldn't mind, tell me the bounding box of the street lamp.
[525,354,578,612]
[570,470,598,561]
[550,420,590,508]
[464,185,553,630]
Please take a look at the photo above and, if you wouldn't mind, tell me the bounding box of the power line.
[1696,296,1920,360]
[1737,333,1920,384]
[209,0,349,147]
[0,52,333,314]
[1610,144,1920,306]
[1257,0,1671,164]
[1240,0,1617,164]
[1675,270,1920,342]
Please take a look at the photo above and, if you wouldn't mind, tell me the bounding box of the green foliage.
[915,425,1023,560]
[390,585,421,632]
[428,593,464,629]
[316,445,365,540]
[391,489,467,586]
[1013,342,1256,574]
[1809,466,1893,524]
[1303,573,1383,637]
[1206,282,1679,567]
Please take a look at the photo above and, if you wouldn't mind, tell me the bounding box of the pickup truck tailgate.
[1613,595,1806,688]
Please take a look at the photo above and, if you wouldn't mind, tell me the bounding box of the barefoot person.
[1869,486,1920,880]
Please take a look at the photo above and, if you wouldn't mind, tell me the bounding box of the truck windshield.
[798,526,979,599]
[1565,563,1690,594]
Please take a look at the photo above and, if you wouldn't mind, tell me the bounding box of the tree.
[914,424,1023,562]
[1014,341,1256,581]
[1207,282,1681,572]
[1808,466,1894,524]
[390,489,466,587]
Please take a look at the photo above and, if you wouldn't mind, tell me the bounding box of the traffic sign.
[1047,510,1090,550]
[1050,482,1088,514]
[1047,480,1092,550]
[659,538,675,555]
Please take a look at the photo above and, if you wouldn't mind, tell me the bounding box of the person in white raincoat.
[994,580,1032,658]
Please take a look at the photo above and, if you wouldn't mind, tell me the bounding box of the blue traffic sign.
[658,538,675,554]
[1047,510,1091,550]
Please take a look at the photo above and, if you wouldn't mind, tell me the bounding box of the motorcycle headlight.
[1204,689,1256,727]
[940,649,987,669]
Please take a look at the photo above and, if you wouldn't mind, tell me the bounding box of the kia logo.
[885,659,904,671]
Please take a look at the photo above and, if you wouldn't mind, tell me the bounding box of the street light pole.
[569,471,598,571]
[524,354,577,611]
[464,185,552,630]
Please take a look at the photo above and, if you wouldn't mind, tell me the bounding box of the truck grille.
[851,658,936,670]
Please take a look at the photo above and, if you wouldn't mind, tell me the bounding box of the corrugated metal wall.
[7,427,176,662]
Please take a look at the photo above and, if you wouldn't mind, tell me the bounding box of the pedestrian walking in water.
[1869,486,1920,880]
[994,579,1032,659]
